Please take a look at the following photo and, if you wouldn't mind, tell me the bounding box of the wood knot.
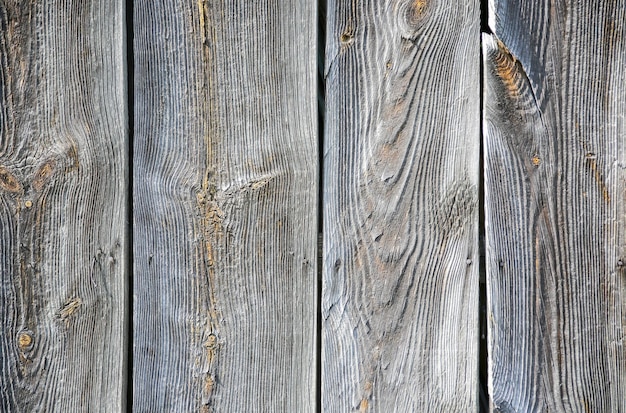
[59,297,83,325]
[408,0,429,22]
[339,28,354,46]
[531,156,541,166]
[206,334,218,349]
[32,159,57,191]
[0,166,22,194]
[398,0,432,42]
[17,331,33,349]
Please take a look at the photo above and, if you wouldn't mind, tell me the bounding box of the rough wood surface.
[133,1,317,411]
[483,1,626,410]
[0,0,128,411]
[322,1,480,411]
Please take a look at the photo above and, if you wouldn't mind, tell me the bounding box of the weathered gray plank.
[133,1,317,411]
[322,1,480,411]
[0,0,128,411]
[483,1,626,410]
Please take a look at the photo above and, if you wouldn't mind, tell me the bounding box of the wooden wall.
[0,0,623,411]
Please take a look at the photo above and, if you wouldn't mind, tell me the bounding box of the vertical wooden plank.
[322,0,480,411]
[133,1,317,411]
[0,0,128,411]
[484,1,626,410]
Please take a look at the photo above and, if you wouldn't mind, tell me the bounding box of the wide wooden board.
[133,1,318,411]
[322,0,481,411]
[483,1,626,410]
[0,0,128,411]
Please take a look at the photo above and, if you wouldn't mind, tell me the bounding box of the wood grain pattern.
[322,0,480,411]
[0,0,128,411]
[133,1,317,411]
[483,1,626,410]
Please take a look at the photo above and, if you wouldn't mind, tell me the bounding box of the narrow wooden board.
[322,1,480,410]
[483,1,626,410]
[0,0,128,411]
[133,1,318,411]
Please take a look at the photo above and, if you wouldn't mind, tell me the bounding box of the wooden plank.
[322,1,480,410]
[133,1,318,411]
[0,0,128,411]
[483,0,626,410]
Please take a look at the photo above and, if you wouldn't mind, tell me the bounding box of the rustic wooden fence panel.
[322,0,481,411]
[483,0,626,411]
[1,0,625,411]
[0,0,128,411]
[133,0,318,411]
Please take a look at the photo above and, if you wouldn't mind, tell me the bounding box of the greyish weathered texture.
[483,1,626,410]
[322,0,480,411]
[133,1,318,411]
[0,0,128,411]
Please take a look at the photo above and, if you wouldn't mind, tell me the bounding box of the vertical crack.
[479,0,490,411]
[481,0,493,34]
[316,1,326,412]
[125,0,134,409]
